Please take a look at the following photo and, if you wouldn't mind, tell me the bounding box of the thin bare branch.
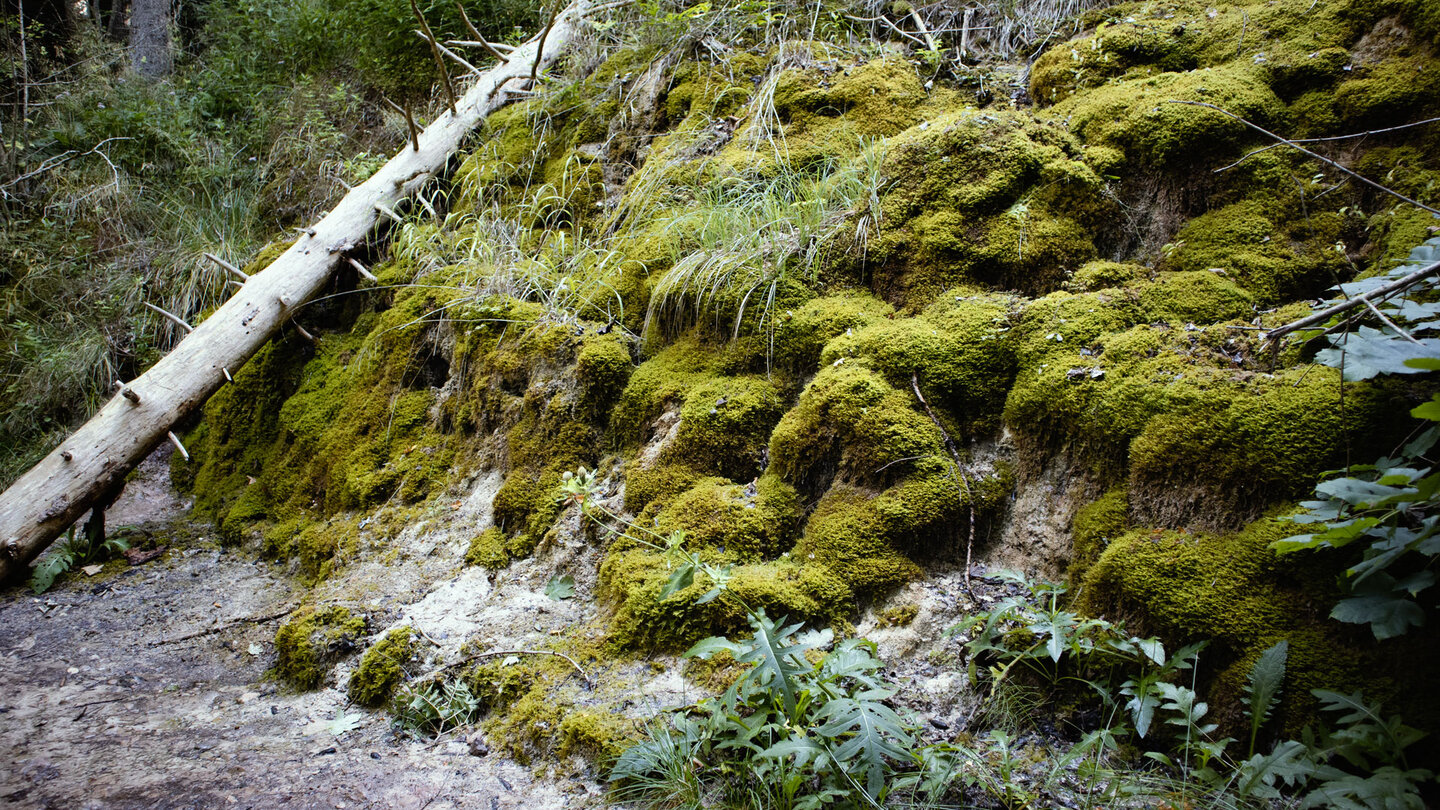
[1170,101,1440,217]
[1264,258,1440,345]
[453,2,509,63]
[410,0,458,114]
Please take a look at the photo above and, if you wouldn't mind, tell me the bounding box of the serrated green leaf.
[1330,595,1425,640]
[659,562,695,600]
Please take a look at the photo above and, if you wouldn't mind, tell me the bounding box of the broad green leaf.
[684,635,741,660]
[659,562,696,600]
[1330,595,1426,640]
[544,574,575,601]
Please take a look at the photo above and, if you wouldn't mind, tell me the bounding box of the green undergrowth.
[348,626,416,708]
[160,0,1440,757]
[1077,513,1405,734]
[272,605,367,691]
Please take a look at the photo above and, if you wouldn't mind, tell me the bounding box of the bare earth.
[0,451,601,810]
[0,449,1002,810]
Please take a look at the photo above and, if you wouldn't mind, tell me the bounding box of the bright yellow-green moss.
[650,475,800,560]
[666,376,784,482]
[272,605,366,691]
[772,291,895,373]
[819,293,1019,436]
[465,526,510,569]
[1136,271,1256,323]
[1127,364,1398,528]
[1164,200,1348,304]
[1030,16,1200,104]
[707,53,952,177]
[877,603,919,628]
[795,485,921,597]
[1067,487,1130,587]
[1065,261,1147,293]
[1053,64,1284,168]
[1006,305,1402,524]
[348,627,415,708]
[557,710,634,762]
[1080,515,1381,732]
[599,549,852,651]
[768,362,945,493]
[870,110,1107,303]
[575,333,634,408]
[610,335,722,447]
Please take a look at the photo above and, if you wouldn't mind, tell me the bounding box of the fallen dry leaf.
[123,547,166,566]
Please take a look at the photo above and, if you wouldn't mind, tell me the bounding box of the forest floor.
[0,450,991,809]
[0,450,602,810]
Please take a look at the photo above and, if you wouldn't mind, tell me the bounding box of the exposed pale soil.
[0,451,606,810]
[0,447,1039,809]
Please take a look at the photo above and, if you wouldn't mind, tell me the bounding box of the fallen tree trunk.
[0,0,592,583]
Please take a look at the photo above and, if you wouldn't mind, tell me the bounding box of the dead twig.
[410,0,458,114]
[419,31,484,77]
[149,605,300,646]
[1263,258,1440,347]
[911,372,976,598]
[453,2,509,63]
[384,97,421,152]
[1169,101,1440,217]
[530,8,560,87]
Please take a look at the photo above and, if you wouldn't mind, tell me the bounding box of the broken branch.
[1169,101,1440,217]
[1263,258,1440,346]
[142,302,193,333]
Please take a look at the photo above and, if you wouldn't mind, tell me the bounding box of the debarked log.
[0,0,593,582]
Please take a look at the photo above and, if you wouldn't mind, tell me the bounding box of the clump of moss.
[1053,64,1284,169]
[1067,488,1130,587]
[557,710,633,762]
[794,485,922,598]
[1030,16,1199,104]
[772,291,894,373]
[819,293,1019,436]
[348,627,415,708]
[610,335,723,448]
[575,333,634,408]
[650,475,800,560]
[1065,261,1148,292]
[1079,514,1380,733]
[599,550,852,651]
[768,362,945,493]
[1127,364,1398,529]
[1137,271,1256,323]
[665,377,785,483]
[705,52,953,178]
[272,606,367,691]
[870,110,1108,303]
[465,527,511,569]
[1163,200,1348,304]
[877,603,919,628]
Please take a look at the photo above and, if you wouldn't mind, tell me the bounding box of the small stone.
[237,692,259,704]
[467,733,489,757]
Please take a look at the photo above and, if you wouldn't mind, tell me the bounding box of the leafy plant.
[29,524,134,594]
[618,612,917,808]
[545,573,576,600]
[1273,236,1440,639]
[393,679,481,736]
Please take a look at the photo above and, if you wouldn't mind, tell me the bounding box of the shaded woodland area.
[3,0,1440,807]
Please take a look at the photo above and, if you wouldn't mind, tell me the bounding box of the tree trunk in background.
[128,0,170,77]
[0,0,592,583]
[97,0,128,41]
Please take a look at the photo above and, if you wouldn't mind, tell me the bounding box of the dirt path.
[0,452,600,810]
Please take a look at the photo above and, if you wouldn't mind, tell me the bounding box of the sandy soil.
[0,451,603,810]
